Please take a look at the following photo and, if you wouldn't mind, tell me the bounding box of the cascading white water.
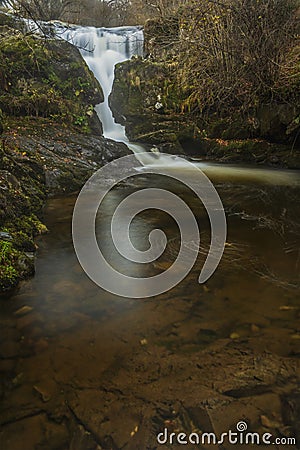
[58,24,299,186]
[59,25,159,165]
[60,26,143,140]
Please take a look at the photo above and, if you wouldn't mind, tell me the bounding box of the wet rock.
[0,358,16,373]
[11,372,24,387]
[214,350,296,398]
[0,340,21,359]
[260,414,281,429]
[110,58,186,154]
[33,385,51,403]
[0,28,103,133]
[16,312,43,331]
[16,253,35,277]
[257,103,299,146]
[229,332,240,340]
[1,412,70,450]
[281,390,300,443]
[67,390,142,450]
[34,338,49,354]
[52,280,85,298]
[0,16,130,293]
[14,305,33,316]
[251,324,260,334]
[0,231,13,241]
[186,406,214,433]
[0,170,20,190]
[69,424,100,450]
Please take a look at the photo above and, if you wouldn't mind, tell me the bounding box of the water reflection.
[1,172,300,448]
[2,174,299,341]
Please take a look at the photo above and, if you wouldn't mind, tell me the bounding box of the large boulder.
[0,28,104,134]
[110,58,188,153]
[257,103,299,146]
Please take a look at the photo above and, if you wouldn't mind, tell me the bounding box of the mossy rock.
[207,113,258,140]
[110,58,184,121]
[0,31,103,133]
[257,103,299,146]
[0,12,26,31]
[0,237,35,291]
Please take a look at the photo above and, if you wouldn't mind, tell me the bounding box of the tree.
[126,0,185,23]
[76,0,130,27]
[6,0,76,21]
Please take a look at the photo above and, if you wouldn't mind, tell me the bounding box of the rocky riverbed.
[1,183,299,450]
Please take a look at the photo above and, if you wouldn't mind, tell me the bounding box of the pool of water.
[1,168,299,449]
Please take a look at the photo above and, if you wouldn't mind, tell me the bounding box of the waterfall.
[59,25,158,164]
[60,26,142,139]
[58,24,299,186]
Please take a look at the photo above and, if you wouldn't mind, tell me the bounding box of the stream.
[0,25,300,450]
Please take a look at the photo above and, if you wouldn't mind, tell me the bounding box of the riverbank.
[0,10,131,291]
[110,57,300,169]
[109,4,299,168]
[0,117,129,291]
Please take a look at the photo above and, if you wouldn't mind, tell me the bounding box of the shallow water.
[1,168,300,449]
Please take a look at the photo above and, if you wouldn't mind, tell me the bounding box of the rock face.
[110,58,191,154]
[0,119,129,292]
[0,12,133,291]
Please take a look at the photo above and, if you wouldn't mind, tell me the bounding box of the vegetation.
[178,0,299,114]
[124,0,300,147]
[0,18,102,131]
[0,8,104,291]
[5,0,296,144]
[6,0,75,22]
[0,213,44,290]
[0,239,19,290]
[140,0,300,114]
[5,0,134,26]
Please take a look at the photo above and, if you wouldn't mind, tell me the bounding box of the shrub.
[178,0,300,113]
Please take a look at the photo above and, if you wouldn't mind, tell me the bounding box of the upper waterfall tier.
[59,25,144,141]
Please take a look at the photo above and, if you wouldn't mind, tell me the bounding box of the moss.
[0,239,33,291]
[0,32,103,132]
[206,113,259,141]
[111,58,189,149]
[8,214,48,237]
[10,230,35,252]
[0,213,47,291]
[0,263,19,291]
